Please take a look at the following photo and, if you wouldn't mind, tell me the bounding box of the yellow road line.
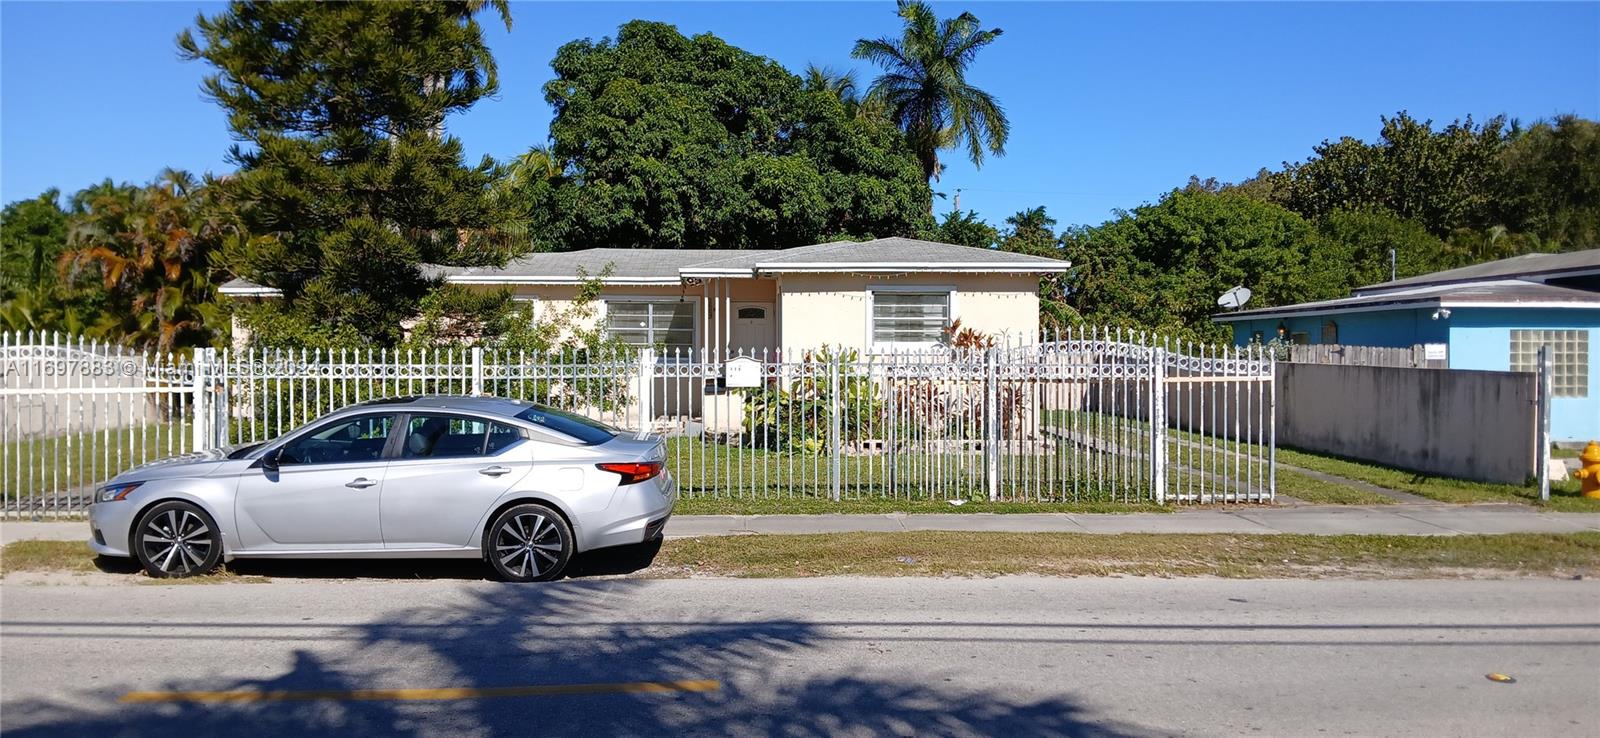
[120,679,721,704]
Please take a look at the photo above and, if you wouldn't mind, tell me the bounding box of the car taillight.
[596,461,663,485]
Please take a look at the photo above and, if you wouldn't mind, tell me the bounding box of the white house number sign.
[723,356,762,388]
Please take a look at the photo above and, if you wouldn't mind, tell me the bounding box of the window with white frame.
[870,290,951,347]
[605,301,695,352]
[1511,329,1589,397]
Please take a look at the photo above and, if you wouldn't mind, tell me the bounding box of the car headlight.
[96,482,143,503]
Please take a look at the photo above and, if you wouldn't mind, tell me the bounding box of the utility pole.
[1389,249,1397,282]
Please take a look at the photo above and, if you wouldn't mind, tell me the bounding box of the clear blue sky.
[2,1,1596,229]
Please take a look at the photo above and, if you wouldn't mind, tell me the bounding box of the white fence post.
[984,348,1000,502]
[470,346,484,397]
[1537,345,1552,502]
[1150,346,1167,504]
[828,356,841,502]
[1268,346,1277,501]
[191,347,211,452]
[636,347,655,435]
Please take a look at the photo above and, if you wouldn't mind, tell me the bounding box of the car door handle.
[479,465,512,477]
[345,477,379,489]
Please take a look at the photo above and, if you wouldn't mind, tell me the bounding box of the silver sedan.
[87,395,675,582]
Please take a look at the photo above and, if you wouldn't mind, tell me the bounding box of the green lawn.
[1045,409,1597,512]
[0,423,187,503]
[674,495,1168,515]
[1275,446,1595,512]
[665,436,1152,504]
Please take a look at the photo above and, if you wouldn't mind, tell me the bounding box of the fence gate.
[2,328,1274,517]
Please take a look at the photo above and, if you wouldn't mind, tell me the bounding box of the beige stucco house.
[219,237,1072,356]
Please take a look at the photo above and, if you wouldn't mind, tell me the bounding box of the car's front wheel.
[133,501,222,578]
[485,503,573,582]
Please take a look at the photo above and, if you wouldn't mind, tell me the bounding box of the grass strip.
[0,540,266,583]
[654,531,1600,579]
[1274,446,1596,512]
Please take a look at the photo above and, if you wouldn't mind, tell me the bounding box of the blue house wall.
[1446,308,1599,442]
[1225,308,1447,348]
[1227,306,1599,442]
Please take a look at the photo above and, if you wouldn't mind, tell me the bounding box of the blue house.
[1214,250,1600,442]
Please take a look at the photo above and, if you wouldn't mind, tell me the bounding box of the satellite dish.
[1216,286,1252,310]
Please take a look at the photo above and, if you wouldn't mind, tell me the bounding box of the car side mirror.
[261,448,282,473]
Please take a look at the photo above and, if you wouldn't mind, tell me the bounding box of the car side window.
[278,414,395,466]
[485,422,524,455]
[400,415,526,459]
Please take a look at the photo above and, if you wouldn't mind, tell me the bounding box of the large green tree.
[1255,112,1509,238]
[853,0,1008,183]
[1061,190,1340,340]
[1493,115,1600,251]
[179,0,523,348]
[529,21,932,252]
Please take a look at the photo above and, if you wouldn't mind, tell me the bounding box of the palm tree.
[802,64,860,105]
[1005,206,1056,237]
[852,0,1009,183]
[58,170,225,351]
[1001,206,1058,256]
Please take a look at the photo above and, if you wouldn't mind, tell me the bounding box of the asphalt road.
[2,575,1597,737]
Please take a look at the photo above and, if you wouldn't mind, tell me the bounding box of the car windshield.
[514,405,619,445]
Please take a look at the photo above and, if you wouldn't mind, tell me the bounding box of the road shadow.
[2,578,1153,737]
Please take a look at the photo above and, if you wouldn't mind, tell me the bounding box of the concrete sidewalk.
[5,505,1599,545]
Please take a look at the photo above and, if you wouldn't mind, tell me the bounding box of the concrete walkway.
[7,506,1599,545]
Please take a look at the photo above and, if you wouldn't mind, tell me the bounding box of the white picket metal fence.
[1,329,1275,517]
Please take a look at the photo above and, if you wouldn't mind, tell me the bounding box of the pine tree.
[179,1,522,347]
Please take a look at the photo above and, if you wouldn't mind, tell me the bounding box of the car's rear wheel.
[485,503,573,582]
[133,501,222,578]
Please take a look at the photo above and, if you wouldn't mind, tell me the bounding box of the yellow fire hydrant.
[1573,442,1600,499]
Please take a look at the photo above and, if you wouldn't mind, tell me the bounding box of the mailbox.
[723,356,762,388]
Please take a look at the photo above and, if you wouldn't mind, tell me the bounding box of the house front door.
[730,302,776,355]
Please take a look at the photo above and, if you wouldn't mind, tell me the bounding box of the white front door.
[729,302,775,355]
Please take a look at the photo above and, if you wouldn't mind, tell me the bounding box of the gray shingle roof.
[435,238,1070,282]
[749,237,1069,270]
[1359,248,1599,293]
[431,249,767,282]
[1214,280,1600,322]
[221,238,1072,294]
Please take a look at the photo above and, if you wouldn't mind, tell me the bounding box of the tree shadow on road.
[2,578,1153,737]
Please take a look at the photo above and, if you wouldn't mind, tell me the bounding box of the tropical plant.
[852,0,1009,183]
[743,346,883,453]
[55,170,229,351]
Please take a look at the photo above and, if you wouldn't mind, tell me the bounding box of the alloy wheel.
[487,504,572,582]
[134,502,221,577]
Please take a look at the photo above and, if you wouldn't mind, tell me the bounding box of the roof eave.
[754,262,1071,274]
[218,286,283,298]
[442,275,682,286]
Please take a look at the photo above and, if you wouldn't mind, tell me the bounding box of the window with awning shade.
[605,301,695,351]
[871,291,951,347]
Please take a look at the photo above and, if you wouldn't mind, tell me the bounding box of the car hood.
[111,443,259,484]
